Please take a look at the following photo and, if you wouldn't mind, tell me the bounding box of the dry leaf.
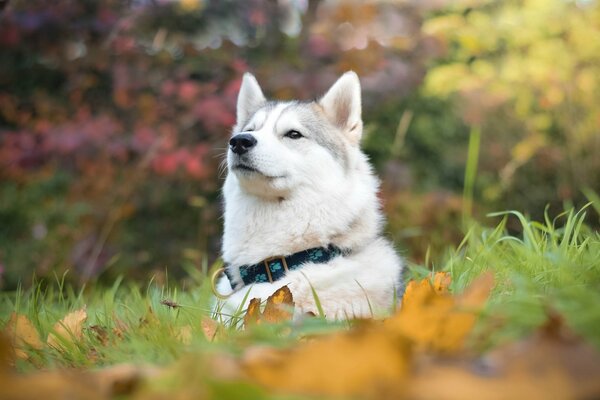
[408,316,600,400]
[387,272,494,353]
[243,286,294,328]
[243,298,261,328]
[261,286,294,324]
[88,325,109,346]
[201,318,220,341]
[93,363,161,397]
[243,275,493,396]
[433,271,452,294]
[0,369,104,400]
[244,324,411,397]
[47,307,87,351]
[5,313,43,360]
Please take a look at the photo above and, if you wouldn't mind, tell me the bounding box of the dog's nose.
[229,133,257,155]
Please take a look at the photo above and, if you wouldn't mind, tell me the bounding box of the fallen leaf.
[243,298,261,328]
[47,307,87,351]
[200,318,220,341]
[89,325,109,346]
[261,286,294,324]
[243,275,493,396]
[112,317,128,339]
[408,315,600,400]
[243,286,294,327]
[0,331,13,371]
[93,363,161,397]
[0,369,104,400]
[5,313,43,360]
[387,272,494,353]
[244,324,411,397]
[433,271,452,294]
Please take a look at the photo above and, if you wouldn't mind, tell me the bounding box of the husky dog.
[214,71,403,319]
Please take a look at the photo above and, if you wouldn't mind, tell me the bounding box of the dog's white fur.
[215,72,403,319]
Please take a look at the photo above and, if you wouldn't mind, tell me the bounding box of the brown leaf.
[93,363,161,397]
[47,307,87,351]
[261,286,294,324]
[88,325,109,346]
[408,318,600,400]
[243,298,261,328]
[0,370,104,400]
[243,286,294,328]
[5,313,43,360]
[200,318,220,341]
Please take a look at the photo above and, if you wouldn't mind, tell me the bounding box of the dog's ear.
[318,71,362,144]
[237,73,266,126]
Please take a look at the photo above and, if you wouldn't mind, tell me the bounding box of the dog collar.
[223,245,345,289]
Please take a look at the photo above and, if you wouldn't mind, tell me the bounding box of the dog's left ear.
[318,71,362,144]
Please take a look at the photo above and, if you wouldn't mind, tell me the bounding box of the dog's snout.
[229,133,257,155]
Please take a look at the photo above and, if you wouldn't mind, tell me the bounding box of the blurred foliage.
[0,0,598,288]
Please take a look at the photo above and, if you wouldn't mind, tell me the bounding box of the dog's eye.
[284,130,303,139]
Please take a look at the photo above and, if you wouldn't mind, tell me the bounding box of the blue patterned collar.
[223,245,345,289]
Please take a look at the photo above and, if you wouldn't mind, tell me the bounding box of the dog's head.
[226,72,364,199]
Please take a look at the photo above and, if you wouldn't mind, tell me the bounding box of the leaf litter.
[1,272,599,399]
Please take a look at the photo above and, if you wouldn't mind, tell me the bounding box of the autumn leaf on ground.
[244,324,411,397]
[201,317,221,341]
[5,313,43,360]
[433,271,452,294]
[243,298,261,327]
[47,307,87,351]
[408,312,600,400]
[243,286,294,328]
[387,272,494,353]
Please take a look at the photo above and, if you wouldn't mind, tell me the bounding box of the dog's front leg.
[212,276,290,324]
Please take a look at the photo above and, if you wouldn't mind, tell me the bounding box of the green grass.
[410,206,600,348]
[1,206,599,375]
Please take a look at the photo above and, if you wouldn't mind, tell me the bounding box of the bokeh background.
[1,0,599,289]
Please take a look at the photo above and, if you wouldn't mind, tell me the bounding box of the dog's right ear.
[237,73,266,126]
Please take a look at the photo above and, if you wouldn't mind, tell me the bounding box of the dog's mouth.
[233,163,260,173]
[232,163,285,180]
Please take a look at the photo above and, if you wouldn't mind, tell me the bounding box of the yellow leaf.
[388,272,494,353]
[433,272,452,294]
[5,313,43,360]
[261,286,294,324]
[244,325,411,397]
[47,307,87,350]
[243,298,262,328]
[243,286,294,328]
